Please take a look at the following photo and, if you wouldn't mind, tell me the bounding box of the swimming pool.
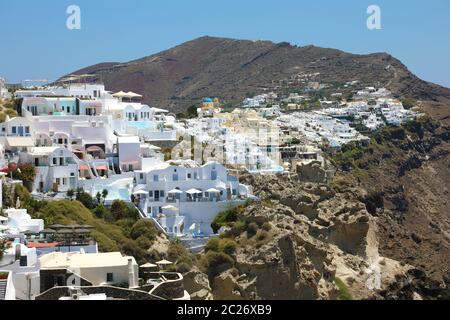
[127,121,157,130]
[248,165,285,174]
[93,186,131,202]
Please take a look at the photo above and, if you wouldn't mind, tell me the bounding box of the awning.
[162,205,177,211]
[6,137,34,148]
[79,165,90,171]
[95,165,108,171]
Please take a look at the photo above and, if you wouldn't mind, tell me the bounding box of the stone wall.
[36,286,163,300]
[148,273,185,300]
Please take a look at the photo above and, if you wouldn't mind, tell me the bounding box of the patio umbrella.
[133,190,148,195]
[205,188,220,193]
[156,259,173,266]
[40,228,56,234]
[74,229,92,234]
[126,91,143,98]
[186,188,202,194]
[57,229,75,234]
[168,189,183,194]
[140,263,157,268]
[49,224,66,229]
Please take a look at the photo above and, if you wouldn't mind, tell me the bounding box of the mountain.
[64,37,450,299]
[64,36,450,118]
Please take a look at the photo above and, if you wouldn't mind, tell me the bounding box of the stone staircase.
[0,279,7,300]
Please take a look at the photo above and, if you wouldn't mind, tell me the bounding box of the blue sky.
[1,0,449,87]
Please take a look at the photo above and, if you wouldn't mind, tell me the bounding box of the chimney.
[128,258,136,288]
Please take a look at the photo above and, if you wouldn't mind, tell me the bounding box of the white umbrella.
[168,189,183,194]
[186,188,202,194]
[126,91,143,98]
[133,190,148,195]
[156,259,173,265]
[206,188,220,193]
[112,91,128,98]
[188,223,197,231]
[140,263,157,268]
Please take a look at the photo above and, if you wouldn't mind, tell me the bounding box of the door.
[18,126,24,136]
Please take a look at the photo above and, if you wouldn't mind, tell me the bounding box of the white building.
[3,208,44,235]
[15,83,107,100]
[0,77,11,99]
[19,146,79,193]
[39,251,139,288]
[0,242,41,300]
[117,136,142,172]
[133,161,252,237]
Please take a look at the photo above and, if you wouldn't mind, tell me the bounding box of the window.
[173,174,179,181]
[153,175,159,182]
[53,158,57,165]
[107,273,114,282]
[25,127,30,134]
[149,190,153,197]
[19,256,28,267]
[56,178,61,185]
[12,127,16,134]
[140,173,144,180]
[160,190,165,197]
[187,173,192,179]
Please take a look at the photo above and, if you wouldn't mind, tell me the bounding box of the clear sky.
[1,0,449,87]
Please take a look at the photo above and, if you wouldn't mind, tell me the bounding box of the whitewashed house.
[19,147,79,193]
[0,242,41,300]
[117,136,142,172]
[39,251,139,288]
[133,161,252,237]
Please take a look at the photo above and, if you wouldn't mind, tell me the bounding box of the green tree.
[67,189,75,200]
[101,189,109,203]
[110,200,137,221]
[13,163,36,184]
[75,190,95,209]
[96,192,102,204]
[130,219,158,241]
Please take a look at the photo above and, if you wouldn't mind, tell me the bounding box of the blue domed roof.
[203,97,213,103]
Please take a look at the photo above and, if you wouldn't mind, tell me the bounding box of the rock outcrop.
[207,175,415,300]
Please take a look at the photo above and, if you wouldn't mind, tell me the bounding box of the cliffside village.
[0,75,422,300]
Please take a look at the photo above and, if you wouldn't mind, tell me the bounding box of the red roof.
[27,242,60,248]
